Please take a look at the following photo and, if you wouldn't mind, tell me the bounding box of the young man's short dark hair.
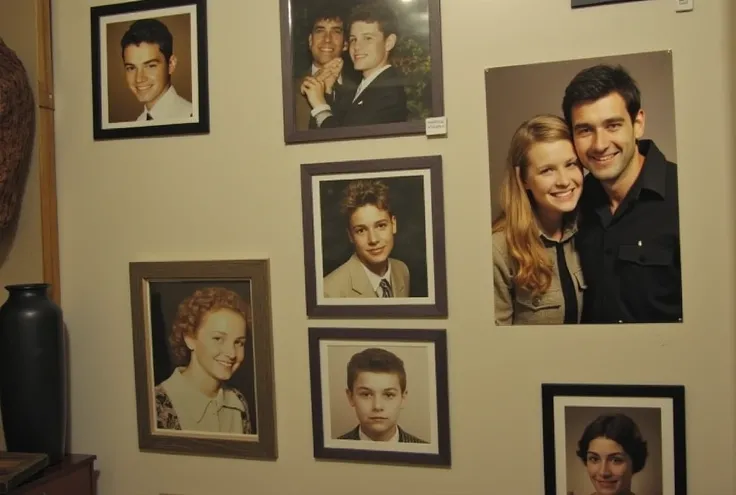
[121,18,174,61]
[347,0,399,40]
[346,347,407,392]
[562,64,642,126]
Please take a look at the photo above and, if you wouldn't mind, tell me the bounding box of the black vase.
[0,283,66,465]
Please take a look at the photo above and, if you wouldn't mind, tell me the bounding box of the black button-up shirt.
[577,139,683,324]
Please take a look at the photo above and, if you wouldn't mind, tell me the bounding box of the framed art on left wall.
[129,259,277,459]
[90,0,210,140]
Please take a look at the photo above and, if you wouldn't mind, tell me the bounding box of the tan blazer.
[324,253,410,298]
[492,227,586,325]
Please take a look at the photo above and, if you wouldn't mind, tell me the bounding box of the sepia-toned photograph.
[279,0,444,144]
[308,327,450,466]
[300,155,447,318]
[90,0,209,140]
[542,383,687,495]
[128,260,277,459]
[485,50,683,326]
[572,0,651,8]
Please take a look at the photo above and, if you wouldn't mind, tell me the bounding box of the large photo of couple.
[279,0,444,144]
[485,50,683,326]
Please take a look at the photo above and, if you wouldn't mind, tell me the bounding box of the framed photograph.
[485,50,683,326]
[300,155,447,318]
[90,0,209,140]
[128,259,277,459]
[278,0,445,144]
[542,383,687,495]
[308,327,451,466]
[572,0,650,7]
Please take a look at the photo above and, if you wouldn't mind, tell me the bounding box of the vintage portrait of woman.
[574,413,650,495]
[153,286,254,435]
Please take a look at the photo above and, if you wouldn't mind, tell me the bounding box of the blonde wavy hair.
[492,114,576,296]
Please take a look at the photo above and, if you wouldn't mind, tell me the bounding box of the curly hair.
[168,287,251,367]
[339,179,392,227]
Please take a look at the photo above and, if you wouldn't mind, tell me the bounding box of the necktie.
[146,113,153,120]
[379,279,393,298]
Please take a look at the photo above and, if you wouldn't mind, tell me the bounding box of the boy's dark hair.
[347,0,399,40]
[346,347,407,392]
[121,18,174,61]
[576,413,649,474]
[562,64,641,126]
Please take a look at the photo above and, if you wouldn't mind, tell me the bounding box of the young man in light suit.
[323,179,410,298]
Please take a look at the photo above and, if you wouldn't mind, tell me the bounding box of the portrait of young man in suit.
[294,1,359,131]
[338,347,427,443]
[121,18,193,122]
[323,178,410,298]
[301,0,408,128]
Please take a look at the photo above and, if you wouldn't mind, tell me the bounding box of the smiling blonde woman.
[492,114,587,325]
[154,287,252,434]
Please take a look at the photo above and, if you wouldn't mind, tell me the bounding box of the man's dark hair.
[576,413,649,474]
[121,18,174,61]
[562,64,642,127]
[346,347,407,392]
[339,179,393,225]
[347,0,399,40]
[308,0,347,32]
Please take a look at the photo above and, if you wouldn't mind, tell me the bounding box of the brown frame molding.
[35,0,61,305]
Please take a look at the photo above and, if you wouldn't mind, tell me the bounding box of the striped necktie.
[379,279,393,298]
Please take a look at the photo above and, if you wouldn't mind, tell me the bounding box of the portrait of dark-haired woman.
[575,413,649,495]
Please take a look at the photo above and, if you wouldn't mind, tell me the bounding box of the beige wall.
[0,1,44,305]
[51,1,735,494]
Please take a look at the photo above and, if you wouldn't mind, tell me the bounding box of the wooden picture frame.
[542,383,687,495]
[300,155,448,318]
[129,259,277,459]
[279,0,445,144]
[308,327,451,467]
[90,0,209,140]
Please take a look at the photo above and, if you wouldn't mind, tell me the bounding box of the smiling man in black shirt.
[562,64,683,324]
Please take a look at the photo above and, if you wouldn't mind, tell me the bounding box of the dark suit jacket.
[321,65,408,128]
[294,68,359,131]
[337,425,427,443]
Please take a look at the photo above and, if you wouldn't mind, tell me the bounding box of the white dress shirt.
[137,85,193,122]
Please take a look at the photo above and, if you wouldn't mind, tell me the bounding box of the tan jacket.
[492,226,586,325]
[324,253,410,298]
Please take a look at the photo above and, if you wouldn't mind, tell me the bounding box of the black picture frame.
[90,0,210,140]
[541,383,687,495]
[308,327,451,467]
[129,259,277,460]
[300,155,448,318]
[279,0,445,144]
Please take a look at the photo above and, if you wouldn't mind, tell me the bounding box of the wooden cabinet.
[11,455,96,495]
